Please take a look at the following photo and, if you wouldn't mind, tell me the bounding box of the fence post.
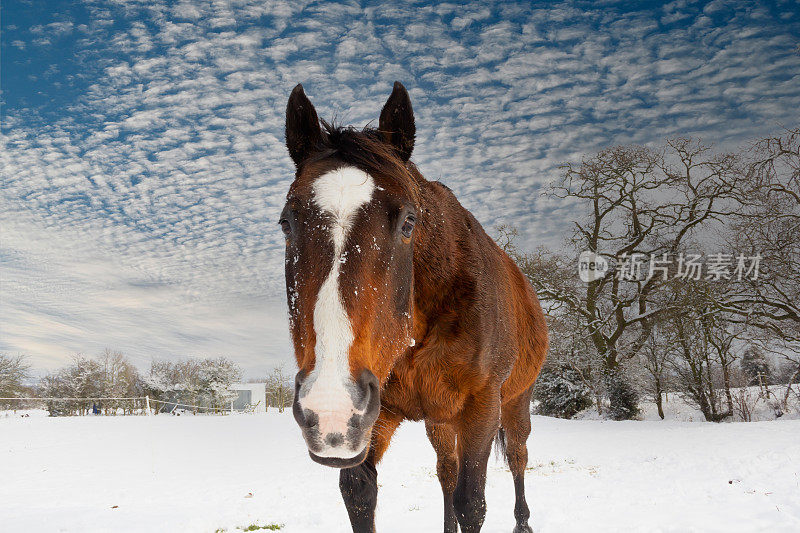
[145,395,152,416]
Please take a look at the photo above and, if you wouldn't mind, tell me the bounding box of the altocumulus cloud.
[1,0,798,375]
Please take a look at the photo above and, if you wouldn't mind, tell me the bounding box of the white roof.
[231,382,266,392]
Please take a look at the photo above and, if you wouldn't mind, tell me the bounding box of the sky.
[1,0,799,378]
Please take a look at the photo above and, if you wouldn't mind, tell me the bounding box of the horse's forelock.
[301,121,420,206]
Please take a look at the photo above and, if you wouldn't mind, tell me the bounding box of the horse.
[281,81,548,533]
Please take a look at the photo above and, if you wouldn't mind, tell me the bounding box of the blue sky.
[1,0,799,377]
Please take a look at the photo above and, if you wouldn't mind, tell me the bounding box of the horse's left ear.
[379,81,415,162]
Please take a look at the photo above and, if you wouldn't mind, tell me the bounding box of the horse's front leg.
[425,420,459,533]
[453,390,501,533]
[340,459,378,532]
[339,406,403,533]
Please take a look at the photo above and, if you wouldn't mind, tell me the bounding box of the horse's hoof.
[513,524,533,533]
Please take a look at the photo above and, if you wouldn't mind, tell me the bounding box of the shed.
[230,382,267,413]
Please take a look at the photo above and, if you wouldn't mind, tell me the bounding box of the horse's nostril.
[360,369,379,393]
[325,432,344,447]
[293,369,307,395]
[359,369,379,388]
[355,369,381,428]
[354,369,379,411]
[304,410,319,428]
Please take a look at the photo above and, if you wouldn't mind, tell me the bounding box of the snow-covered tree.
[146,357,241,412]
[740,347,772,386]
[40,355,104,415]
[533,363,593,419]
[198,357,242,411]
[604,366,640,421]
[0,354,31,407]
[97,349,144,414]
[145,359,201,410]
[37,351,144,415]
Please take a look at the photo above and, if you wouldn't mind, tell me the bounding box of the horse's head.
[282,82,419,467]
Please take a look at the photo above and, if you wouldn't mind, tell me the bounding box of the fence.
[0,396,261,416]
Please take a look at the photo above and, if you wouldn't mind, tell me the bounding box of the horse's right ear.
[286,84,323,168]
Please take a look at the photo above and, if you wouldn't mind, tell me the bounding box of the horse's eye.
[280,219,291,236]
[401,215,415,239]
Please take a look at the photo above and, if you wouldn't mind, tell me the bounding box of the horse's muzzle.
[292,368,380,468]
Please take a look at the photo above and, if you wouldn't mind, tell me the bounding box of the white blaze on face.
[298,166,375,457]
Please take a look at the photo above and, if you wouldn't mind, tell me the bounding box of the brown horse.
[282,82,547,533]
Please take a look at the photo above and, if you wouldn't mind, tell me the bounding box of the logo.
[578,251,609,282]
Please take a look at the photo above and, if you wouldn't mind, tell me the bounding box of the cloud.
[1,0,799,375]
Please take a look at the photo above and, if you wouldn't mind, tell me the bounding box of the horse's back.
[497,250,547,403]
[429,180,547,402]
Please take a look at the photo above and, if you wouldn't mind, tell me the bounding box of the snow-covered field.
[579,386,800,423]
[1,411,799,533]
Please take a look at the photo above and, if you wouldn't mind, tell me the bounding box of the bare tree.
[495,224,519,256]
[756,338,800,411]
[266,364,293,412]
[659,276,750,423]
[639,326,672,419]
[721,128,800,341]
[522,140,743,416]
[97,349,143,414]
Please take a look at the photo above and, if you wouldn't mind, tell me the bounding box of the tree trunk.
[784,365,800,410]
[721,360,734,416]
[655,389,665,420]
[695,387,714,422]
[652,373,665,419]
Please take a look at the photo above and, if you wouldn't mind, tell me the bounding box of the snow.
[1,412,799,532]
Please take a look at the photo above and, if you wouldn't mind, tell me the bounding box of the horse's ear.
[379,81,415,162]
[286,84,323,167]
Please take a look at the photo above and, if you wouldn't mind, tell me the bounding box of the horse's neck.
[411,181,467,318]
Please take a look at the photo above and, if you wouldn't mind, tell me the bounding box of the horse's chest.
[382,349,469,423]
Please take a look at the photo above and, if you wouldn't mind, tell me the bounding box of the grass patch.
[239,524,283,531]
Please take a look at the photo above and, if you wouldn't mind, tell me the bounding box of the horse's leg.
[501,387,534,533]
[340,458,379,533]
[453,389,501,533]
[425,420,459,533]
[339,406,403,533]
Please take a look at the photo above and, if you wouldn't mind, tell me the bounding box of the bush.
[604,368,640,421]
[533,364,593,418]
